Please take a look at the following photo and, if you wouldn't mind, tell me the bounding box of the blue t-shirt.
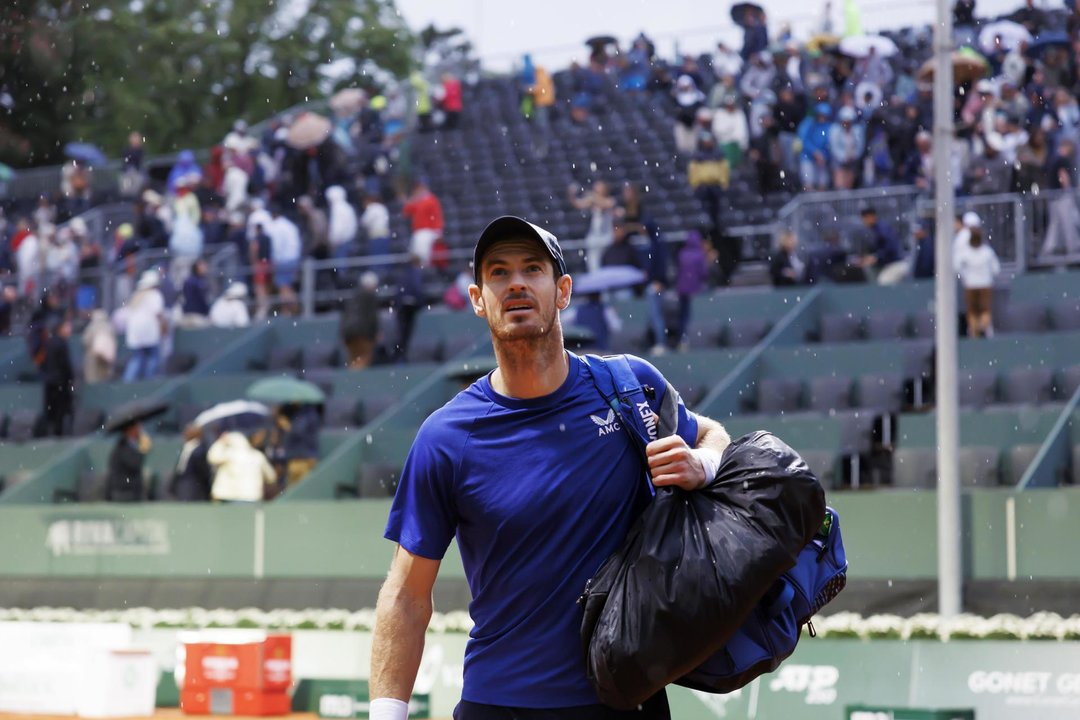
[384,352,698,707]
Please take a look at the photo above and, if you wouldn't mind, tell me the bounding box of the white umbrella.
[978,21,1033,53]
[194,400,270,430]
[838,34,899,59]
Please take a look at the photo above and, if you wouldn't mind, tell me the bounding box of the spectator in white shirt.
[269,206,302,315]
[122,270,166,381]
[326,185,358,259]
[209,282,251,328]
[955,227,1001,338]
[360,194,392,277]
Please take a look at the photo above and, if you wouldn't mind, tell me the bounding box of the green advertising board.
[846,708,975,720]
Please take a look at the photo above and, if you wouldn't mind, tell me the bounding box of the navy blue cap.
[473,216,568,283]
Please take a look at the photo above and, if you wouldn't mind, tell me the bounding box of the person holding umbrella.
[103,400,167,502]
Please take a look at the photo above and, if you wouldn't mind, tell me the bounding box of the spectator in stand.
[965,140,1013,195]
[672,75,706,155]
[106,419,150,502]
[393,254,424,362]
[40,317,74,437]
[120,131,144,198]
[984,112,1029,165]
[60,160,91,215]
[208,430,277,502]
[952,211,981,268]
[296,195,328,255]
[674,231,709,352]
[209,282,251,328]
[909,130,935,191]
[326,185,358,259]
[688,132,731,237]
[961,79,997,134]
[529,65,556,157]
[137,191,169,250]
[1047,86,1080,141]
[171,425,212,502]
[712,42,743,80]
[249,221,273,320]
[169,176,204,285]
[122,270,166,382]
[222,150,250,213]
[402,178,444,267]
[223,119,259,155]
[167,150,203,195]
[912,219,935,280]
[269,205,302,314]
[707,72,740,109]
[600,221,645,272]
[1016,125,1050,192]
[770,230,805,287]
[13,217,40,298]
[341,271,381,369]
[440,73,463,130]
[1040,138,1080,258]
[33,195,55,235]
[739,51,776,104]
[82,309,116,383]
[568,180,617,273]
[858,207,907,284]
[828,106,865,190]
[711,93,750,167]
[180,259,211,327]
[740,7,769,61]
[797,102,832,191]
[750,107,785,194]
[411,71,433,132]
[956,225,1001,338]
[44,226,79,288]
[953,0,976,27]
[360,194,391,274]
[774,85,806,176]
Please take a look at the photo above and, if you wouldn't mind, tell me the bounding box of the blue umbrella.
[1025,32,1070,59]
[63,141,107,167]
[573,265,647,295]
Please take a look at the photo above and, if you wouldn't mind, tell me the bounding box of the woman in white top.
[954,226,1001,338]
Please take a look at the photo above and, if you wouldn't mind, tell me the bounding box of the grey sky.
[395,0,1037,72]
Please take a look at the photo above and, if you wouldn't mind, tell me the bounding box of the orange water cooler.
[179,634,292,715]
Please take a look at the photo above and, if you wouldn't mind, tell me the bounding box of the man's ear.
[556,274,572,310]
[468,283,485,317]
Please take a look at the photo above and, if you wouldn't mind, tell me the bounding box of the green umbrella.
[246,377,326,405]
[0,163,14,182]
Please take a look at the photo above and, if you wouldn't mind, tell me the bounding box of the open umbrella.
[978,20,1032,53]
[104,399,170,433]
[917,51,988,85]
[246,377,326,405]
[585,35,618,53]
[0,163,14,182]
[730,2,764,26]
[63,142,107,167]
[329,88,366,115]
[1026,32,1070,59]
[806,33,841,54]
[573,266,647,295]
[193,400,270,431]
[838,34,899,58]
[285,112,332,150]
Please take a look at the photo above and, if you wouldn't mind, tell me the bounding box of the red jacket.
[403,191,444,232]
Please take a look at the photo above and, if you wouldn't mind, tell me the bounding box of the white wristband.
[693,448,723,486]
[370,697,409,720]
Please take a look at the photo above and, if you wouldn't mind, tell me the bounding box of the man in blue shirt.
[369,216,731,720]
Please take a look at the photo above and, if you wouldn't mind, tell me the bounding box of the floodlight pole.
[933,0,962,617]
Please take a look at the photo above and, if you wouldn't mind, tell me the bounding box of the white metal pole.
[933,0,962,617]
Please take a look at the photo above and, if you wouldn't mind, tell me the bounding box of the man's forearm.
[370,584,432,700]
[695,415,731,455]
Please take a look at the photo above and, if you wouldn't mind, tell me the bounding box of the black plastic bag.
[579,431,826,710]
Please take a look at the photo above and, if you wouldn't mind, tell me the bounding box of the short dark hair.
[860,207,877,217]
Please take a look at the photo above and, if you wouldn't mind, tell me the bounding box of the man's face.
[469,239,571,343]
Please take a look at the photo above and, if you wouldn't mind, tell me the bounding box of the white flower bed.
[1,607,1079,640]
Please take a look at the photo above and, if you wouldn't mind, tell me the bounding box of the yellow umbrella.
[917,52,989,85]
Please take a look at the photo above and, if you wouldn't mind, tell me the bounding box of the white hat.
[975,79,995,95]
[225,282,248,299]
[837,106,857,122]
[136,269,160,291]
[962,211,982,228]
[68,217,88,236]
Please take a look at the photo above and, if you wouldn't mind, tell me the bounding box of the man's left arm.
[646,413,731,491]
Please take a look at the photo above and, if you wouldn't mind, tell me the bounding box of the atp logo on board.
[590,409,621,437]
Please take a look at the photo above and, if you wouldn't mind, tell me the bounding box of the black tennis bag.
[578,357,844,709]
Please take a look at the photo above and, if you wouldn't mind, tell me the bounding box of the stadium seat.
[1001,367,1056,406]
[1057,365,1080,399]
[799,449,838,489]
[165,351,198,375]
[725,317,770,347]
[958,446,1001,487]
[406,336,444,364]
[807,376,853,413]
[1004,444,1042,486]
[864,311,909,341]
[957,370,998,408]
[71,407,105,436]
[335,464,402,499]
[324,397,361,429]
[997,302,1049,334]
[357,394,398,425]
[892,447,937,489]
[303,345,342,369]
[909,310,935,340]
[267,346,303,371]
[6,409,40,443]
[684,319,725,349]
[755,378,802,414]
[819,312,863,343]
[1049,299,1080,331]
[857,373,905,412]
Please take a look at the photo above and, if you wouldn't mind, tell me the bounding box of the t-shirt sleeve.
[624,355,699,447]
[384,415,460,560]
